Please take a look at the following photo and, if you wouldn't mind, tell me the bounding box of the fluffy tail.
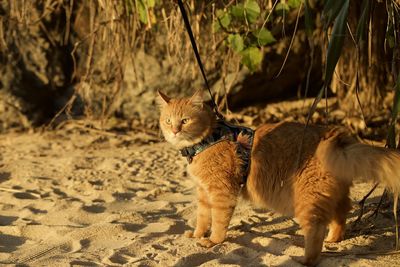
[316,128,400,194]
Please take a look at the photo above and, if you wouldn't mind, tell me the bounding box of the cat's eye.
[182,118,189,124]
[166,118,171,125]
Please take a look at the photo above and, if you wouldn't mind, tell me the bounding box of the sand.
[1,124,400,266]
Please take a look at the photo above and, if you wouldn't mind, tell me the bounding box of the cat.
[157,89,400,266]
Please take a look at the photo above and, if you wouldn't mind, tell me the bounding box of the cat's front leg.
[198,193,237,248]
[185,186,211,239]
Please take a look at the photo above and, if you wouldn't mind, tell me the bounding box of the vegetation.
[0,0,399,139]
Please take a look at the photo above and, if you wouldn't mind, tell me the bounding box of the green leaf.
[276,2,289,12]
[245,0,261,23]
[253,28,276,46]
[231,4,245,19]
[212,21,220,33]
[136,0,148,24]
[288,0,302,9]
[304,0,314,36]
[228,34,245,52]
[241,47,263,71]
[146,0,156,8]
[306,0,349,127]
[135,0,158,24]
[322,0,347,29]
[324,0,349,85]
[216,9,231,29]
[356,0,371,43]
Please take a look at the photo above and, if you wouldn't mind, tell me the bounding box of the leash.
[176,1,255,186]
[176,0,223,119]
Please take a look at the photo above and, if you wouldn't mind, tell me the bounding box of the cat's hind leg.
[294,182,331,266]
[326,195,351,243]
[300,220,326,266]
[186,186,211,239]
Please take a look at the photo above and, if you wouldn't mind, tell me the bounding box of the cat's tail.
[316,128,400,194]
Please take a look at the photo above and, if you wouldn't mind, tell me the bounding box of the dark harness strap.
[180,120,254,185]
[177,0,223,120]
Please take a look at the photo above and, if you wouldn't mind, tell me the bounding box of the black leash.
[176,0,223,119]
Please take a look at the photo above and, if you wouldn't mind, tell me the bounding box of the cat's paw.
[294,256,319,267]
[324,233,344,243]
[324,237,343,243]
[184,230,194,238]
[185,229,207,238]
[197,238,216,248]
[184,230,202,238]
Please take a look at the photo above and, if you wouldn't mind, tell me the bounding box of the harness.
[180,120,254,185]
[176,1,254,185]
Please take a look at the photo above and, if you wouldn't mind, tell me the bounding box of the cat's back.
[251,121,330,188]
[253,121,327,155]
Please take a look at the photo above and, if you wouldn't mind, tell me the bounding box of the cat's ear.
[157,90,171,107]
[190,89,204,107]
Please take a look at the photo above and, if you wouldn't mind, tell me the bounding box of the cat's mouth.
[171,133,181,138]
[168,132,184,141]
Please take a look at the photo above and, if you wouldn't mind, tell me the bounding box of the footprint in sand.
[82,204,106,214]
[5,238,81,264]
[108,253,130,265]
[0,215,18,225]
[0,234,25,253]
[26,206,47,214]
[13,192,39,200]
[139,222,172,234]
[0,172,11,182]
[174,251,222,267]
[112,192,135,201]
[122,223,145,233]
[106,252,141,265]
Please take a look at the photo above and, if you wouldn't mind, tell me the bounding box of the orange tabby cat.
[157,90,400,266]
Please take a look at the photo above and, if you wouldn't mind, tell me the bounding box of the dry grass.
[0,0,238,127]
[0,0,398,131]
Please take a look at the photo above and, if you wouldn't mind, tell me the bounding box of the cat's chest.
[185,140,241,187]
[186,164,202,185]
[186,161,209,185]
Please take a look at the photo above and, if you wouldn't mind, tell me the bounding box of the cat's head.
[157,90,216,149]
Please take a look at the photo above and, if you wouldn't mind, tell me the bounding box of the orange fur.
[158,91,400,266]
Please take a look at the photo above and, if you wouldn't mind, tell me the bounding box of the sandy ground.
[1,124,400,266]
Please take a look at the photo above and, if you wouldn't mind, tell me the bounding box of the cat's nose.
[172,128,181,135]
